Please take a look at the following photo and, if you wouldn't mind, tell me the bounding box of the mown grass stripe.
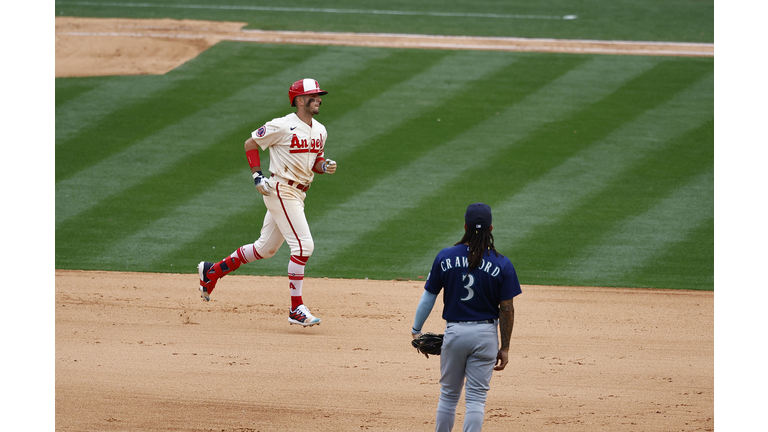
[323,48,450,122]
[326,50,519,160]
[56,77,100,108]
[55,44,391,226]
[514,116,714,288]
[626,216,713,289]
[56,2,574,20]
[555,168,713,287]
[87,172,259,267]
[309,54,561,224]
[473,72,713,261]
[54,124,252,269]
[307,55,660,274]
[56,75,174,145]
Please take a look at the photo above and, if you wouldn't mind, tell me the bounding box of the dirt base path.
[55,270,713,431]
[55,17,714,77]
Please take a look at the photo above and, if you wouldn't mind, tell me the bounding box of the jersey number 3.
[461,273,475,301]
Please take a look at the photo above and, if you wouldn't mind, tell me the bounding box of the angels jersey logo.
[256,126,266,137]
[290,133,324,153]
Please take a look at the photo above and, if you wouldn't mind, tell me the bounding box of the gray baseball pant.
[435,321,498,432]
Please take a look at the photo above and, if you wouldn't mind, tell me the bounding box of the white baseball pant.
[238,178,314,261]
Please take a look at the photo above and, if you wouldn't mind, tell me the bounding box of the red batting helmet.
[289,79,328,106]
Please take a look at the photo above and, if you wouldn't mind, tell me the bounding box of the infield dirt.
[56,270,713,431]
[55,17,714,432]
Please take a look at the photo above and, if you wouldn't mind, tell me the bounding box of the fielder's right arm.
[495,298,514,371]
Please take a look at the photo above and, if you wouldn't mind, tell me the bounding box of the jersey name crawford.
[440,256,502,277]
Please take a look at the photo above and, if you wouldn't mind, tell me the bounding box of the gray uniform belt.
[447,319,496,324]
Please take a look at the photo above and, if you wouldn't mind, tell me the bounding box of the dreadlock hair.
[456,226,499,271]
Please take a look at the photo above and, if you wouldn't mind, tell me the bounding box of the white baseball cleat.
[288,304,321,327]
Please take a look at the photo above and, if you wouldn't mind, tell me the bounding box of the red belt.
[272,175,310,192]
[287,180,309,192]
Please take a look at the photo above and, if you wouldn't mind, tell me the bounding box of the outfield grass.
[54,0,714,43]
[56,40,713,290]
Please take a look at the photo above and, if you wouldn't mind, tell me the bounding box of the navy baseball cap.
[465,203,492,230]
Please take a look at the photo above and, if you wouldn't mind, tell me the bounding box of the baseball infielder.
[197,78,337,327]
[412,203,521,431]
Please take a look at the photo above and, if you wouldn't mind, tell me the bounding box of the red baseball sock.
[288,255,308,310]
[208,255,241,280]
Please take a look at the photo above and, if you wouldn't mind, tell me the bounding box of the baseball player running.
[197,78,337,327]
[412,203,521,431]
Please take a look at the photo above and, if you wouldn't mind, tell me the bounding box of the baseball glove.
[411,332,444,358]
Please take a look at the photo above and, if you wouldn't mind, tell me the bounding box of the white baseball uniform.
[238,112,327,261]
[197,79,330,327]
